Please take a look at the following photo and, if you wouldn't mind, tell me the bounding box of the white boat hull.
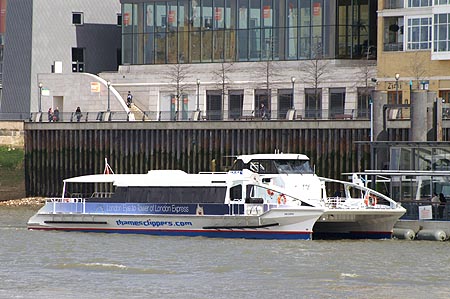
[313,208,406,239]
[28,203,324,240]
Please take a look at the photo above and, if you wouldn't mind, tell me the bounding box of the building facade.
[377,0,450,107]
[101,0,378,121]
[0,0,121,119]
[0,1,380,121]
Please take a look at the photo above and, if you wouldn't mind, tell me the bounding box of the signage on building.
[420,80,429,90]
[124,12,130,26]
[313,2,321,16]
[91,82,101,93]
[42,88,50,96]
[387,82,402,90]
[215,8,222,21]
[168,10,176,24]
[263,6,271,19]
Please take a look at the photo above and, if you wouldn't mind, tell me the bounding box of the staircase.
[128,103,150,121]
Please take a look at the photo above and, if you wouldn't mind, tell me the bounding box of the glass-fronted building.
[121,0,377,64]
[103,1,379,121]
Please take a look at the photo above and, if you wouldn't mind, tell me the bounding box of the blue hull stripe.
[29,227,312,240]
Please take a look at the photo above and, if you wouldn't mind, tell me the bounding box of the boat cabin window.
[108,186,227,203]
[229,185,242,200]
[273,160,313,174]
[231,159,313,174]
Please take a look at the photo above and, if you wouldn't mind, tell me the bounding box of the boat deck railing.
[91,192,113,198]
[400,201,450,221]
[46,197,86,213]
[325,197,394,210]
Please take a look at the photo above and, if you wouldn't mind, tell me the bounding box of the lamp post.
[38,82,43,112]
[196,79,200,111]
[395,73,400,104]
[107,81,111,112]
[291,76,296,109]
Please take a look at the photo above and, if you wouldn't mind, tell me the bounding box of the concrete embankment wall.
[24,120,379,197]
[0,121,24,148]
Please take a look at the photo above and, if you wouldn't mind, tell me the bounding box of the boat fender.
[416,229,447,241]
[393,228,415,240]
[277,194,286,205]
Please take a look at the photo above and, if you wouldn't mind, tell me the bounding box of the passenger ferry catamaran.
[27,165,324,240]
[28,153,406,239]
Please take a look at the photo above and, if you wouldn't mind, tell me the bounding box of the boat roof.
[63,170,242,187]
[64,174,122,183]
[236,153,309,163]
[344,170,450,176]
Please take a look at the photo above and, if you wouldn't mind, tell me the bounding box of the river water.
[1,206,450,299]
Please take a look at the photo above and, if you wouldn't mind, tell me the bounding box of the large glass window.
[122,3,134,64]
[384,17,404,51]
[337,0,372,59]
[305,88,321,118]
[255,89,271,118]
[357,87,373,118]
[249,0,261,60]
[286,0,298,59]
[278,89,293,119]
[155,2,167,64]
[72,48,85,72]
[329,88,345,118]
[229,90,244,119]
[434,0,450,5]
[299,0,312,58]
[408,0,432,6]
[178,0,189,62]
[206,90,222,120]
[202,0,213,62]
[144,4,155,64]
[407,17,431,50]
[237,1,249,61]
[434,14,450,52]
[121,0,375,64]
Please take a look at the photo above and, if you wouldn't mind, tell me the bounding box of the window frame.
[72,12,84,25]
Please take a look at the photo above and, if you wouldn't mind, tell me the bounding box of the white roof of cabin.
[236,153,309,163]
[63,170,238,187]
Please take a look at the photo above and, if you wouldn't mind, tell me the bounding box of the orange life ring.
[277,194,287,205]
[364,194,377,206]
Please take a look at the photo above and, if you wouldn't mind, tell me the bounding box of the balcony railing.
[383,42,404,52]
[26,108,370,123]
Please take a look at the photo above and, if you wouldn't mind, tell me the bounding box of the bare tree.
[355,50,377,117]
[303,42,329,117]
[409,51,427,90]
[212,62,233,119]
[258,38,279,119]
[165,63,191,120]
